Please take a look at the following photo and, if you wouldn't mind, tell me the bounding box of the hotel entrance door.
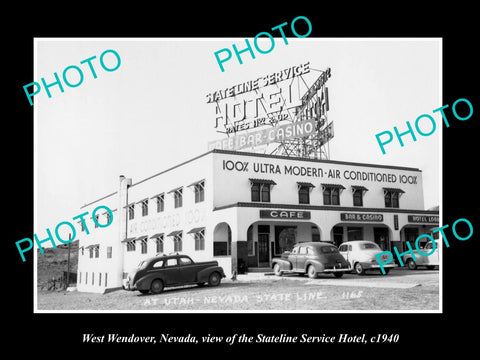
[258,234,270,266]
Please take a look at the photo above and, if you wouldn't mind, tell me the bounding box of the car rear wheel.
[150,279,164,294]
[139,289,150,294]
[354,262,365,275]
[333,272,344,278]
[273,263,282,276]
[208,272,221,286]
[307,265,318,279]
[407,258,417,270]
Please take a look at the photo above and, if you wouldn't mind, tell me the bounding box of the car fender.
[197,266,225,283]
[272,258,292,271]
[304,259,324,273]
[135,273,165,290]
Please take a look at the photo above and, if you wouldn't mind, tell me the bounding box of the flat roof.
[81,149,422,208]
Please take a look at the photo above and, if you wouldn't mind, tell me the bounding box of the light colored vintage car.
[403,240,439,270]
[338,240,396,275]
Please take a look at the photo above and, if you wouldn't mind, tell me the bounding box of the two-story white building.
[76,149,439,293]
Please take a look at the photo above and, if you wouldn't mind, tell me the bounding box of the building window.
[247,225,254,256]
[347,227,363,241]
[128,204,135,220]
[194,229,205,251]
[79,272,81,284]
[105,273,108,287]
[250,179,276,202]
[173,232,183,252]
[85,272,88,284]
[353,190,363,206]
[81,247,84,256]
[94,246,99,258]
[140,239,148,254]
[126,241,136,252]
[141,199,148,217]
[297,182,315,204]
[89,247,94,258]
[312,226,320,242]
[156,194,164,213]
[107,246,112,259]
[99,271,102,286]
[92,272,95,285]
[105,212,111,224]
[322,184,344,205]
[94,215,99,228]
[194,181,205,203]
[384,188,404,208]
[174,188,183,208]
[79,220,85,232]
[214,226,231,256]
[155,236,164,253]
[351,186,368,207]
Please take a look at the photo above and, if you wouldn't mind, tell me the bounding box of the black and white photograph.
[33,38,442,313]
[6,6,478,354]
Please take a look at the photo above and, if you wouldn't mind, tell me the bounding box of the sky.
[35,38,441,239]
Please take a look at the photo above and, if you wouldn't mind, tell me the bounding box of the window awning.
[297,181,315,188]
[135,235,148,242]
[150,192,164,199]
[167,186,183,194]
[167,230,182,237]
[136,198,148,204]
[85,244,99,249]
[121,237,136,243]
[187,227,205,234]
[383,187,405,193]
[351,185,369,191]
[249,178,277,185]
[187,179,205,188]
[150,233,164,239]
[321,183,346,189]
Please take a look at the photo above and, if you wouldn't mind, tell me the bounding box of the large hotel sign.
[206,62,332,151]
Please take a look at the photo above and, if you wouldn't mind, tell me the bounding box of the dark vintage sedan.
[124,254,226,294]
[271,242,351,278]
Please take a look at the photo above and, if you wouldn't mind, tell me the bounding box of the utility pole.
[65,232,71,290]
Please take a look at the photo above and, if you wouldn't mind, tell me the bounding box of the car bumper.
[360,263,396,270]
[322,264,352,272]
[123,279,137,291]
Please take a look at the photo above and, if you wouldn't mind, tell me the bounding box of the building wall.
[123,153,214,275]
[76,192,119,293]
[76,149,437,292]
[212,150,425,211]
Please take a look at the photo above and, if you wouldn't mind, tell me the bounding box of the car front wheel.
[273,263,282,276]
[150,279,164,294]
[354,262,365,275]
[307,265,318,279]
[208,272,221,286]
[407,258,417,270]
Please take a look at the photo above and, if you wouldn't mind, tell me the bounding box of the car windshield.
[361,243,380,250]
[321,246,339,254]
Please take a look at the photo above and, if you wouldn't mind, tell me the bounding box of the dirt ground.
[36,268,440,312]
